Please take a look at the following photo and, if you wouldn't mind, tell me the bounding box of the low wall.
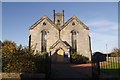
[1,73,45,79]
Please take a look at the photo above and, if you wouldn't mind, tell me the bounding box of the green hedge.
[1,40,51,73]
[2,53,47,73]
[71,53,89,64]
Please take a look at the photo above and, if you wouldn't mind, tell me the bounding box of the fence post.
[45,52,51,80]
[45,53,48,80]
[97,59,100,76]
[50,51,51,75]
[92,58,96,79]
[92,53,100,80]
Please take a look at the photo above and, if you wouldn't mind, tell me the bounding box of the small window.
[43,22,46,25]
[57,20,60,22]
[57,20,60,25]
[72,22,75,25]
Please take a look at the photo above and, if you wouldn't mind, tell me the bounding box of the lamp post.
[106,44,108,61]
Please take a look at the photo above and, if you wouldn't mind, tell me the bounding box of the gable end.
[29,16,58,30]
[61,16,89,30]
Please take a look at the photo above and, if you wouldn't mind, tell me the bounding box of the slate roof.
[60,16,89,30]
[29,16,58,30]
[29,15,89,31]
[50,39,70,49]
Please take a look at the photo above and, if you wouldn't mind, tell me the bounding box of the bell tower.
[53,10,64,28]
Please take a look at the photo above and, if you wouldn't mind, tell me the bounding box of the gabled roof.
[29,16,58,30]
[60,16,89,30]
[29,15,89,31]
[50,39,70,49]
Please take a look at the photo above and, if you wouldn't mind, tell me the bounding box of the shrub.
[71,53,89,64]
[2,40,48,73]
[2,55,37,73]
[2,52,48,73]
[76,55,89,63]
[110,48,120,57]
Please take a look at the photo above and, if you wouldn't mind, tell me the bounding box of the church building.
[29,10,91,62]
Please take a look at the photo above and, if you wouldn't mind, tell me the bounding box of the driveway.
[50,63,92,79]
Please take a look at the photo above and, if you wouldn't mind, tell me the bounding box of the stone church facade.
[29,10,91,62]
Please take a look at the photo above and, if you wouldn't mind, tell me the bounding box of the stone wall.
[29,15,91,60]
[61,19,91,60]
[1,73,45,79]
[30,17,59,54]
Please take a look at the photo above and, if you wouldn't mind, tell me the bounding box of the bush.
[2,55,36,73]
[2,40,48,73]
[32,53,48,73]
[71,53,89,64]
[2,52,48,73]
[110,48,120,57]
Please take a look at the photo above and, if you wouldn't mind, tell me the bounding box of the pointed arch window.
[71,30,77,52]
[41,30,47,52]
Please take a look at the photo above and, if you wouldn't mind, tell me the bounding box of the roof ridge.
[29,16,48,30]
[50,39,70,49]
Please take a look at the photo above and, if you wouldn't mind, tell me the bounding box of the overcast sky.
[2,2,118,53]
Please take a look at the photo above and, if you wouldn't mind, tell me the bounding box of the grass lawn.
[100,62,120,75]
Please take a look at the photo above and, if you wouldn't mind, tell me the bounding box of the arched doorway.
[56,48,65,62]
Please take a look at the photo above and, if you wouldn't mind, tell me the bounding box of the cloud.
[90,32,118,53]
[91,32,117,43]
[85,18,118,53]
[86,18,118,34]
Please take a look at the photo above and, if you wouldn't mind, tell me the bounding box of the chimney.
[53,10,55,23]
[62,10,64,24]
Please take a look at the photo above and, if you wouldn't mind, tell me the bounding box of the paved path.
[50,63,92,79]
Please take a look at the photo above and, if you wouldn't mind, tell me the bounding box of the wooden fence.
[100,57,120,76]
[92,52,120,79]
